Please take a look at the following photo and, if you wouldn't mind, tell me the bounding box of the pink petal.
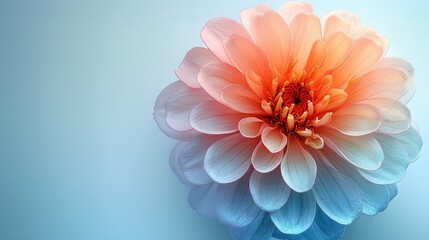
[197,62,246,103]
[221,84,265,114]
[330,104,382,136]
[331,37,385,89]
[251,9,290,74]
[261,126,287,153]
[281,137,317,193]
[278,2,313,24]
[323,10,361,37]
[190,101,244,135]
[320,32,353,72]
[175,47,219,88]
[223,35,272,82]
[240,4,271,35]
[238,117,266,138]
[154,81,208,140]
[204,133,259,184]
[289,13,322,72]
[200,17,252,64]
[252,141,283,173]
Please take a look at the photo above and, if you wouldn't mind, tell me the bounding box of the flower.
[154,2,423,240]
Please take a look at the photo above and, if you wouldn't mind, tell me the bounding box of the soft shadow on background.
[0,0,427,239]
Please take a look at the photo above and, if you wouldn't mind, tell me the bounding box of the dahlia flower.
[154,2,422,239]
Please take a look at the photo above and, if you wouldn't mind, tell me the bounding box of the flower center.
[282,82,311,117]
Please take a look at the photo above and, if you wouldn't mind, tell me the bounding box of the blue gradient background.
[0,1,427,239]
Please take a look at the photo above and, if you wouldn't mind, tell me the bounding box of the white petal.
[190,102,243,134]
[390,126,422,163]
[252,141,283,173]
[261,126,287,153]
[249,168,291,212]
[330,104,381,136]
[178,136,219,185]
[281,138,317,193]
[270,191,317,234]
[238,117,266,138]
[204,133,259,184]
[175,47,218,88]
[364,99,411,134]
[358,133,409,184]
[321,129,383,170]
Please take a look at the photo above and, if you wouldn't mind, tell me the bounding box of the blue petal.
[312,150,362,225]
[391,126,423,163]
[386,184,398,201]
[229,211,275,240]
[214,173,261,227]
[169,141,191,184]
[358,133,409,184]
[178,135,219,185]
[188,182,218,218]
[249,168,291,212]
[270,191,316,234]
[333,157,391,216]
[272,207,345,240]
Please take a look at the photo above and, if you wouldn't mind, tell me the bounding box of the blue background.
[0,0,427,239]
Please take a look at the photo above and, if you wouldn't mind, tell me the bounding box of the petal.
[221,84,265,114]
[312,150,363,225]
[190,101,243,134]
[363,99,411,134]
[154,81,202,140]
[331,152,392,216]
[249,168,291,212]
[358,133,409,184]
[261,126,287,153]
[347,62,410,102]
[252,141,283,173]
[198,61,246,103]
[289,13,322,72]
[321,32,353,72]
[390,126,422,163]
[331,37,385,89]
[271,191,317,234]
[238,117,266,138]
[323,10,361,37]
[223,35,271,81]
[178,136,219,185]
[320,129,383,170]
[204,133,259,184]
[188,182,219,218]
[201,17,252,64]
[278,2,313,24]
[386,184,398,201]
[214,174,261,227]
[164,83,212,132]
[175,47,218,88]
[251,9,290,74]
[240,4,271,36]
[281,138,317,193]
[300,207,346,240]
[330,104,381,136]
[229,210,275,240]
[169,141,191,184]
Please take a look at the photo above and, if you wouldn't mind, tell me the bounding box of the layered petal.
[278,2,313,24]
[190,101,243,134]
[261,126,287,153]
[312,150,363,225]
[175,47,219,88]
[281,138,317,193]
[330,104,381,136]
[271,191,317,234]
[189,182,219,218]
[221,84,265,114]
[201,17,252,64]
[229,211,275,240]
[252,141,283,173]
[249,168,291,212]
[390,126,423,163]
[239,117,266,138]
[215,174,261,227]
[204,133,259,183]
